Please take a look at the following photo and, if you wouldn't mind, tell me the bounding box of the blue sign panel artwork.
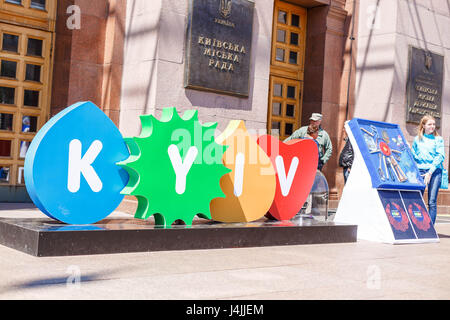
[400,191,438,239]
[378,190,416,241]
[336,118,439,244]
[348,118,425,190]
[24,102,129,225]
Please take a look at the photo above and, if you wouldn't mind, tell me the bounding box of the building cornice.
[326,5,348,37]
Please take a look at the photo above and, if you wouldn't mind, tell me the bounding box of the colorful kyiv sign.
[24,102,129,225]
[24,102,318,227]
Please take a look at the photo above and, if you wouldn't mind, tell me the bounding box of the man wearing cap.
[284,113,333,170]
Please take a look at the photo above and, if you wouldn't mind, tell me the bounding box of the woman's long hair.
[418,115,439,140]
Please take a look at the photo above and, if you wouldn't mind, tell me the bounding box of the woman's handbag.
[441,169,448,189]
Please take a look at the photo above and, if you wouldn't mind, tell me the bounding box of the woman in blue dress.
[411,115,445,224]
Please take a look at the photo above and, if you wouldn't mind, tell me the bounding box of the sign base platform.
[0,216,357,257]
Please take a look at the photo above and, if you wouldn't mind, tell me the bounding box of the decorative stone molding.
[326,5,348,37]
[331,0,346,10]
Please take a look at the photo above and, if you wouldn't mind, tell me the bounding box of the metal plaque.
[406,46,444,127]
[184,0,255,97]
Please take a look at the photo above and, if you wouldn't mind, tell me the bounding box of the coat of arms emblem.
[220,0,232,19]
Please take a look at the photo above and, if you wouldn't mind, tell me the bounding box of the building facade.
[0,0,448,211]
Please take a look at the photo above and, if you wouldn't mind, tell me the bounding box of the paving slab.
[0,204,449,300]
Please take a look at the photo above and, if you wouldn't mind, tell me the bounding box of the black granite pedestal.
[0,216,357,257]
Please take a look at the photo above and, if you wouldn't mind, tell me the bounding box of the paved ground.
[0,204,450,300]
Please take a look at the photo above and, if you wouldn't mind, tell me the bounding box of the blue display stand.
[335,118,439,244]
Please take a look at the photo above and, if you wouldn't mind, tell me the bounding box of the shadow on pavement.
[0,203,36,210]
[0,266,129,297]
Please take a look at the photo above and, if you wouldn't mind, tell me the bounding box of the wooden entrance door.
[268,1,307,141]
[0,0,56,187]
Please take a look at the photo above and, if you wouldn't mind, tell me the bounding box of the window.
[0,87,15,105]
[2,34,19,53]
[268,2,306,140]
[286,104,295,117]
[30,0,46,10]
[287,86,296,99]
[289,51,298,64]
[27,38,43,56]
[22,116,38,133]
[25,64,41,82]
[24,89,40,107]
[0,140,12,157]
[19,141,31,158]
[17,167,25,184]
[285,123,294,136]
[271,2,306,70]
[276,48,285,62]
[277,29,286,43]
[1,60,17,78]
[0,114,14,131]
[274,83,283,97]
[268,76,302,140]
[272,122,280,137]
[272,102,281,116]
[0,166,10,183]
[278,10,287,24]
[290,33,299,46]
[291,14,300,27]
[5,0,22,5]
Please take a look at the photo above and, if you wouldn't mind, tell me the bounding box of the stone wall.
[355,0,449,148]
[354,0,450,208]
[51,0,126,125]
[119,0,274,137]
[302,0,353,200]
